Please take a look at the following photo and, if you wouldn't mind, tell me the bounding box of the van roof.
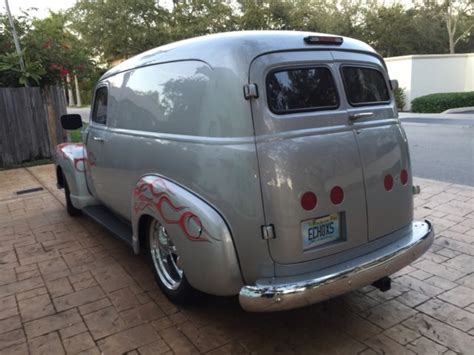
[100,31,379,80]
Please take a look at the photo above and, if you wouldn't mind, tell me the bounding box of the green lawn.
[70,129,82,143]
[69,123,88,143]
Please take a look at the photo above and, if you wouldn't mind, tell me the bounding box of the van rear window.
[266,67,338,114]
[341,66,390,105]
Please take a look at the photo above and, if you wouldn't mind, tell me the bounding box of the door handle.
[92,136,104,142]
[349,112,374,121]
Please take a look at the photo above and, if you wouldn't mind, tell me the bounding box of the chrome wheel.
[149,220,183,290]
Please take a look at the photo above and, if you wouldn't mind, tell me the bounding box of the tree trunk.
[66,74,75,106]
[74,75,82,107]
[449,33,455,53]
[447,15,456,53]
[5,0,27,84]
[42,86,67,149]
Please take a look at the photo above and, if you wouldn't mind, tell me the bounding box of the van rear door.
[334,51,413,240]
[249,51,368,264]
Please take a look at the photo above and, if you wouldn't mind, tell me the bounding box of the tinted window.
[342,66,389,105]
[266,67,338,113]
[92,86,108,124]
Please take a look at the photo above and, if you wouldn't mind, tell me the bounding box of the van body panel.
[101,132,272,283]
[250,50,413,265]
[336,52,413,240]
[131,175,244,295]
[354,122,413,240]
[85,124,110,204]
[255,132,369,264]
[250,51,369,264]
[85,77,122,205]
[83,59,273,283]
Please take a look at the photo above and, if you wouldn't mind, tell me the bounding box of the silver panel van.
[56,31,434,312]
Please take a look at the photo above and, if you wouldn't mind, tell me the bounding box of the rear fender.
[131,175,243,296]
[55,143,97,208]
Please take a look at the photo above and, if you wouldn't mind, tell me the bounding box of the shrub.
[394,87,406,111]
[411,92,474,113]
[69,129,82,143]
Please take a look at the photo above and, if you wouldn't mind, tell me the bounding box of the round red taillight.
[400,169,408,185]
[301,192,317,211]
[384,174,394,191]
[330,186,344,205]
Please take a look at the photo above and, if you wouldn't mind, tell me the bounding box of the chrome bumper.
[239,220,434,312]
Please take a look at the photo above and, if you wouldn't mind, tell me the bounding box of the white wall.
[386,53,474,110]
[385,57,412,110]
[465,55,474,92]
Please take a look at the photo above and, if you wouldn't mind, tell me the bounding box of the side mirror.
[60,114,83,130]
[389,79,399,91]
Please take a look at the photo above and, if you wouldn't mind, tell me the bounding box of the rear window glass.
[266,67,338,113]
[341,66,390,105]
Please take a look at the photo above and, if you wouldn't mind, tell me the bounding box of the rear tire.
[63,173,82,217]
[146,217,196,304]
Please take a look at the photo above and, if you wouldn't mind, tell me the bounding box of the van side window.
[341,66,389,105]
[266,67,338,114]
[92,87,108,125]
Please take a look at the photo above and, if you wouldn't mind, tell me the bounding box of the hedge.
[394,87,407,111]
[411,92,474,113]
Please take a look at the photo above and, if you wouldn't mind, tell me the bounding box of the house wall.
[385,57,413,110]
[385,53,474,110]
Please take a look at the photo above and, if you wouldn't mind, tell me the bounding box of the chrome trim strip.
[239,220,434,312]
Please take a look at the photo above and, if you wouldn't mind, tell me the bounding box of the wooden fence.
[0,86,67,168]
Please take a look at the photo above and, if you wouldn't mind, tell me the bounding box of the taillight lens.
[400,169,408,185]
[384,174,394,191]
[301,192,317,210]
[330,186,344,205]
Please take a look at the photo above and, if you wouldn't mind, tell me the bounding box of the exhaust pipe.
[372,276,391,292]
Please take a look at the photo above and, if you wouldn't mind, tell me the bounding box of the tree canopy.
[68,0,471,62]
[0,11,97,87]
[1,0,472,87]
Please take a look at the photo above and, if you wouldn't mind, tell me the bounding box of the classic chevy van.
[57,31,434,312]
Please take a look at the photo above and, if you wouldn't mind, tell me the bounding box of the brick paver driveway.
[0,165,473,354]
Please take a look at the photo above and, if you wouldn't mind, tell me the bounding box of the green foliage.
[411,92,474,113]
[69,122,88,143]
[394,87,406,112]
[1,0,472,88]
[170,0,237,40]
[0,51,44,86]
[362,3,452,57]
[66,0,472,65]
[236,0,363,37]
[238,0,293,30]
[0,11,96,87]
[69,129,82,143]
[68,128,82,143]
[25,13,96,86]
[69,0,171,63]
[79,67,106,105]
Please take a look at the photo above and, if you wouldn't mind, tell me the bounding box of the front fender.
[131,175,244,296]
[55,143,97,209]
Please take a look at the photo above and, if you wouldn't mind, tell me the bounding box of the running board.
[82,206,133,247]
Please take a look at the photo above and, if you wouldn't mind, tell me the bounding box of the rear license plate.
[301,214,340,250]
